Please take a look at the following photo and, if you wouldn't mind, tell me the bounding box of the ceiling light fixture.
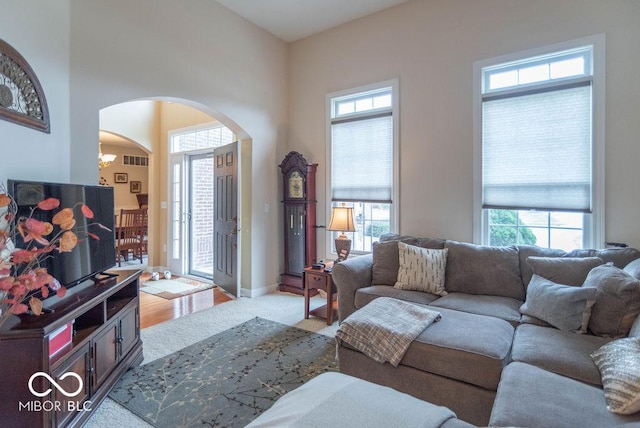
[98,142,117,170]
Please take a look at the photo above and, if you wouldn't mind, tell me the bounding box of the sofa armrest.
[332,254,373,323]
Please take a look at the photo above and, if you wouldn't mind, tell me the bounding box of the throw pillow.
[582,264,640,338]
[568,247,640,269]
[518,245,566,289]
[591,337,640,415]
[527,256,603,286]
[624,258,640,280]
[394,242,448,296]
[444,241,524,300]
[372,241,405,285]
[372,237,445,286]
[520,275,599,333]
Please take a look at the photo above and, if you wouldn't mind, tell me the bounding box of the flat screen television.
[7,179,117,294]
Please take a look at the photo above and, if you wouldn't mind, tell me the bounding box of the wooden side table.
[304,262,338,325]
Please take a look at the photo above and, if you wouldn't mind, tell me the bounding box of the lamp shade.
[327,205,355,232]
[98,141,117,168]
[100,153,117,163]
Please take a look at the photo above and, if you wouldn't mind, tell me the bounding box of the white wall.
[0,0,70,185]
[100,101,160,152]
[288,0,640,252]
[69,0,288,292]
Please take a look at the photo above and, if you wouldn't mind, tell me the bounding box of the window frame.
[326,79,400,258]
[169,121,235,154]
[473,35,605,249]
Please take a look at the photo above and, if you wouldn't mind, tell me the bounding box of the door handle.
[230,216,239,235]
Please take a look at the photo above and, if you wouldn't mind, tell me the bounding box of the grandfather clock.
[279,151,317,294]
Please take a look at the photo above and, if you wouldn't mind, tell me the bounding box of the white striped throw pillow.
[591,337,640,415]
[394,242,448,296]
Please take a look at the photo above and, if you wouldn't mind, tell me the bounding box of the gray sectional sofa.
[332,234,640,427]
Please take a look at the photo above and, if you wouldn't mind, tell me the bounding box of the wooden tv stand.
[0,270,144,428]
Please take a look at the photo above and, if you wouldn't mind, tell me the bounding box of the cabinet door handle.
[290,214,294,229]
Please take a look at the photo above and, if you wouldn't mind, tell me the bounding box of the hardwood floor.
[139,282,234,329]
[112,260,235,329]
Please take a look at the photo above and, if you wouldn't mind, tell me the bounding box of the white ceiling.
[215,0,410,42]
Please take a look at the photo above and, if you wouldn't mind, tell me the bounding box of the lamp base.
[334,237,352,262]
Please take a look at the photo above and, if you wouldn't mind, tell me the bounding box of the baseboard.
[241,282,279,298]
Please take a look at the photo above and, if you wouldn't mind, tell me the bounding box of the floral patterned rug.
[108,317,338,427]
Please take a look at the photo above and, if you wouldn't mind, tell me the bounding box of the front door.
[213,142,238,296]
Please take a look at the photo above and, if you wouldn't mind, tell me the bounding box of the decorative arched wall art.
[0,39,50,133]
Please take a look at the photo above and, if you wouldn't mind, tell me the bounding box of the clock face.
[288,171,304,198]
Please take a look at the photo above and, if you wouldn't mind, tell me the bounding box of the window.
[123,154,149,166]
[473,36,605,251]
[328,80,399,255]
[170,124,234,154]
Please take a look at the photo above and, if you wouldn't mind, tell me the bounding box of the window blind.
[331,113,393,202]
[482,83,592,212]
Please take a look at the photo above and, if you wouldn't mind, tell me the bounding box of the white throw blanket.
[336,297,441,366]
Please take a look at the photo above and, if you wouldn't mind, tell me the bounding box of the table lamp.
[327,203,355,262]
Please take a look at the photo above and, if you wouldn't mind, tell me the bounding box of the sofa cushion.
[520,314,554,328]
[372,236,445,286]
[400,307,514,391]
[567,247,640,269]
[428,293,521,326]
[394,243,448,296]
[372,240,411,286]
[490,362,640,428]
[355,286,440,309]
[444,241,524,300]
[379,233,420,244]
[379,233,446,249]
[582,264,640,338]
[591,338,640,415]
[520,275,599,332]
[512,324,611,386]
[527,256,603,286]
[246,372,474,428]
[518,244,567,288]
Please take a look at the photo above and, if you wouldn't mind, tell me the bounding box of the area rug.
[108,317,338,427]
[140,276,215,299]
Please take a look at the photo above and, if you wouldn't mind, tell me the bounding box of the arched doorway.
[99,100,246,297]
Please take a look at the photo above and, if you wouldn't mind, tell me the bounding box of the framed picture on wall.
[114,173,128,183]
[130,181,141,193]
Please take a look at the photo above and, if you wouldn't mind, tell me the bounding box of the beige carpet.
[140,276,215,299]
[84,292,339,428]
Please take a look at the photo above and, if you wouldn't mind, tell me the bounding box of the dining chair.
[140,208,148,256]
[116,208,146,266]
